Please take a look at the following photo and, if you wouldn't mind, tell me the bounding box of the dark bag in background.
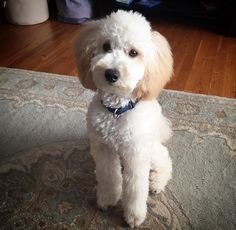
[55,0,94,24]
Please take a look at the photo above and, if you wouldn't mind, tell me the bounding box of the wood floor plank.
[166,27,202,91]
[208,36,227,97]
[223,38,236,98]
[184,32,219,95]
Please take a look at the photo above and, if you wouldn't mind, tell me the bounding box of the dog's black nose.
[105,69,120,83]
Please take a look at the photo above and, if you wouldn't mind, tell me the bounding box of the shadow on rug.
[0,68,235,230]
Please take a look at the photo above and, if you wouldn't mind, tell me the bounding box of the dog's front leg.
[91,141,122,210]
[121,149,150,228]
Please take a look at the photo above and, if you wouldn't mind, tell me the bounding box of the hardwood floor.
[1,19,236,98]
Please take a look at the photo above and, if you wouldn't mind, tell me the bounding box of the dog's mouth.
[92,66,120,85]
[93,74,133,97]
[92,64,135,96]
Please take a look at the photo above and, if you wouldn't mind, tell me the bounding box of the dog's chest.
[88,108,132,148]
[86,95,138,148]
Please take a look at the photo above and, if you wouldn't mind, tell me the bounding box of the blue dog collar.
[101,99,138,118]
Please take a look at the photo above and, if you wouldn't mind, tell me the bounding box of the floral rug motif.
[0,68,235,230]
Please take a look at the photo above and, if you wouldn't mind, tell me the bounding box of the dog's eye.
[103,42,112,53]
[129,49,138,57]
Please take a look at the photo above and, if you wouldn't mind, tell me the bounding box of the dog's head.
[74,10,173,100]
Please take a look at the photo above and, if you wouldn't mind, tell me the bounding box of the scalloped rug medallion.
[0,67,235,230]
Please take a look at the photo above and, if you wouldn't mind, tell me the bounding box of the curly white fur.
[74,10,173,227]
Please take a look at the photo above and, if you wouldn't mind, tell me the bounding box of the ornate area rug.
[0,67,235,230]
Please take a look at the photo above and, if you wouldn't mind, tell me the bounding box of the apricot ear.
[74,21,99,91]
[134,31,173,100]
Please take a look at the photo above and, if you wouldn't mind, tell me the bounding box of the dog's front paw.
[124,205,147,228]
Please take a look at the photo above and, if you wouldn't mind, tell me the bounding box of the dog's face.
[90,12,151,97]
[75,10,173,100]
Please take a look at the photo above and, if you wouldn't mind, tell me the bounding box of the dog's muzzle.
[105,68,120,83]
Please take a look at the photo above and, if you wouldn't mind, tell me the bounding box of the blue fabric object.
[101,99,138,118]
[135,0,161,8]
[55,0,93,24]
[115,0,134,6]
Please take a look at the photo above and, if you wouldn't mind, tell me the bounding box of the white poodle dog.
[74,10,173,227]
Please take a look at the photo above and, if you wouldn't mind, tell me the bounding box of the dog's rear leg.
[149,144,172,194]
[91,141,122,210]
